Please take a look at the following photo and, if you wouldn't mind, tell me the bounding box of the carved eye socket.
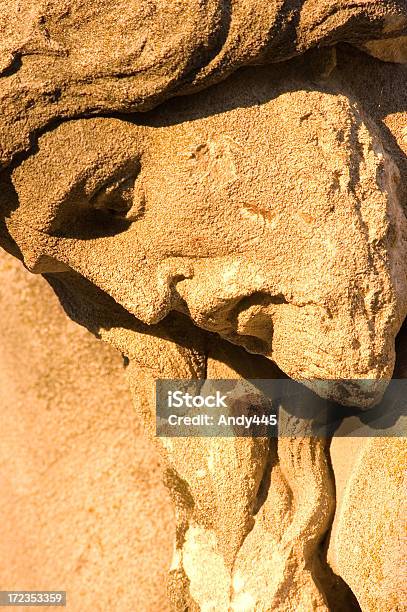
[49,165,146,239]
[90,168,145,222]
[91,174,134,216]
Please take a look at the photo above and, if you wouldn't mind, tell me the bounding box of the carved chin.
[179,296,398,408]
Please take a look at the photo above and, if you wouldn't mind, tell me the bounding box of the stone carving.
[0,1,406,610]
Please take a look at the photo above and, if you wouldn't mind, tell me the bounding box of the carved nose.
[236,302,274,352]
[176,275,281,356]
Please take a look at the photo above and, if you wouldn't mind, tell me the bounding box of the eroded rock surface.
[329,436,407,611]
[3,71,407,406]
[1,1,406,169]
[0,2,406,611]
[0,249,173,611]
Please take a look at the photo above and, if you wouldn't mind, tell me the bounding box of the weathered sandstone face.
[3,70,407,406]
[0,3,406,610]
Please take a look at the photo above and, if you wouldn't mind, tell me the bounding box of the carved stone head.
[1,1,406,406]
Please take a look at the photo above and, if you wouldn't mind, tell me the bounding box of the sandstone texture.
[3,68,407,406]
[329,436,407,611]
[0,249,173,611]
[0,1,406,170]
[0,1,406,611]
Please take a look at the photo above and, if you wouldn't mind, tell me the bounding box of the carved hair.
[0,0,406,169]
